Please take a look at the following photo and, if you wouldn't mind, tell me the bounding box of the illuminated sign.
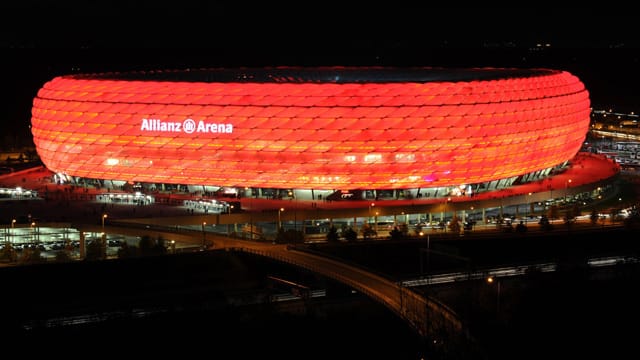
[140,118,233,134]
[327,190,363,201]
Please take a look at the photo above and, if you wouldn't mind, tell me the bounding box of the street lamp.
[101,214,108,258]
[487,276,501,314]
[245,187,254,239]
[565,179,572,203]
[9,219,16,243]
[526,192,532,223]
[102,213,108,232]
[278,208,284,230]
[399,211,407,227]
[227,204,235,235]
[362,203,376,228]
[201,221,207,249]
[30,221,36,243]
[443,197,451,232]
[419,233,431,279]
[374,211,379,234]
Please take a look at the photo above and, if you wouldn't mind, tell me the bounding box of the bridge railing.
[235,245,473,350]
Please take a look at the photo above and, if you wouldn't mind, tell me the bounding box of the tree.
[414,223,424,236]
[55,250,73,263]
[538,215,553,231]
[326,225,339,242]
[274,227,285,244]
[117,242,139,258]
[398,223,410,237]
[610,208,620,223]
[361,223,377,240]
[155,236,168,255]
[572,203,581,218]
[85,239,104,261]
[448,213,461,234]
[389,226,405,241]
[563,210,576,226]
[138,235,156,255]
[20,247,43,264]
[343,227,358,242]
[0,243,18,262]
[590,209,599,226]
[139,235,169,256]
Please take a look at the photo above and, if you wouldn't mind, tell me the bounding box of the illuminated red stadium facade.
[31,67,590,196]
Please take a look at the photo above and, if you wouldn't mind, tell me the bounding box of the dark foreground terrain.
[1,251,424,358]
[2,228,640,359]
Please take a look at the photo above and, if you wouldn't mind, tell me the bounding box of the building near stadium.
[30,67,590,201]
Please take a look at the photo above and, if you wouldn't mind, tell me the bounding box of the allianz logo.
[140,118,233,134]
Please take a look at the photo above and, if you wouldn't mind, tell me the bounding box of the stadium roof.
[70,67,558,84]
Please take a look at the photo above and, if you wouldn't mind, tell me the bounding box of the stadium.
[30,67,591,202]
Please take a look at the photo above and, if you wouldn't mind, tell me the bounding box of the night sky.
[2,4,639,146]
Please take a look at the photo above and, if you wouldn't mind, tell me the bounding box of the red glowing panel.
[31,68,590,189]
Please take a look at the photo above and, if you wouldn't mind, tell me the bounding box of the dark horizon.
[2,5,639,49]
[2,6,640,146]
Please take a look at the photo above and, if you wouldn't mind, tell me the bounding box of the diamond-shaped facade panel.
[31,67,590,190]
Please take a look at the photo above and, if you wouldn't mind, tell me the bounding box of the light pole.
[245,187,254,239]
[443,197,451,232]
[565,179,572,203]
[368,202,375,230]
[101,214,108,257]
[374,211,379,234]
[419,233,430,280]
[10,219,16,243]
[398,211,406,227]
[30,221,36,243]
[526,192,532,223]
[288,191,298,232]
[278,208,284,230]
[227,204,235,235]
[202,221,207,249]
[487,276,501,314]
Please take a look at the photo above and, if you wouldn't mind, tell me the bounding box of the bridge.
[243,245,471,347]
[62,221,475,352]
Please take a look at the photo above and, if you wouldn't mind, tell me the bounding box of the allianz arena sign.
[141,118,233,134]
